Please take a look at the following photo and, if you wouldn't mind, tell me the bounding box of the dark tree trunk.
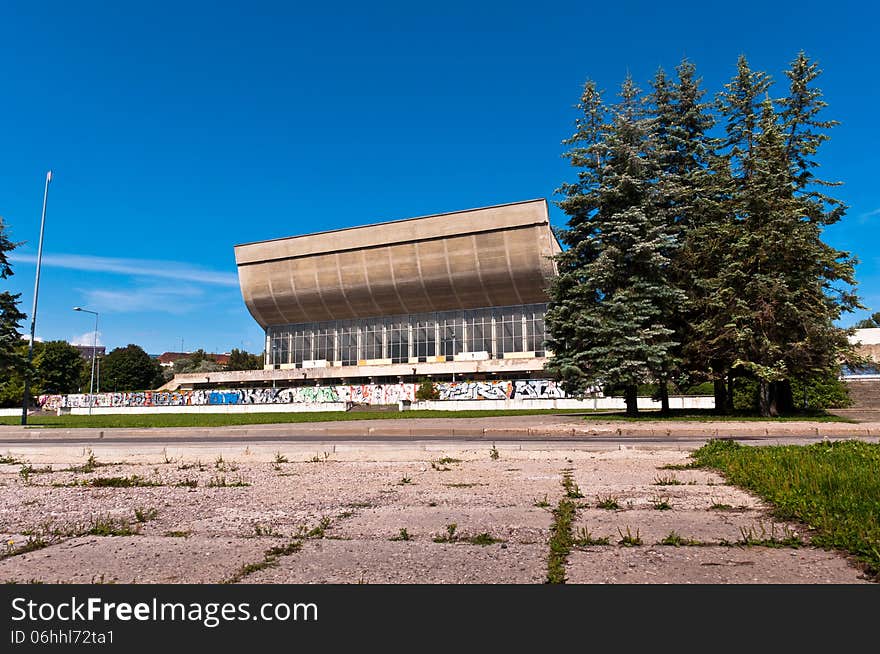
[659,380,670,416]
[713,378,727,414]
[758,380,777,417]
[624,385,638,416]
[772,380,794,414]
[727,373,735,412]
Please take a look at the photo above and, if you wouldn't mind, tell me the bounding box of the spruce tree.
[647,60,721,411]
[546,77,684,415]
[0,217,27,379]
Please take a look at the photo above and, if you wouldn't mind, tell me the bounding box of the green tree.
[33,340,84,394]
[546,76,685,416]
[647,60,721,411]
[854,312,880,329]
[101,344,164,391]
[0,217,27,380]
[226,348,263,371]
[173,349,225,375]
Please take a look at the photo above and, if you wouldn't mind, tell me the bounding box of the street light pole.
[73,307,99,415]
[21,170,52,426]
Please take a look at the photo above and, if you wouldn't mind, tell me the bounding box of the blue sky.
[1,0,878,355]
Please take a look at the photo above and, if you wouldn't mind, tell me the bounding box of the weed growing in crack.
[654,474,683,486]
[595,495,619,510]
[617,526,642,547]
[466,533,503,546]
[206,475,249,488]
[390,528,412,542]
[134,507,159,523]
[224,541,304,584]
[490,444,500,460]
[573,526,610,547]
[250,523,280,538]
[659,531,702,547]
[546,498,576,584]
[433,523,459,543]
[2,536,51,560]
[533,495,551,509]
[652,497,673,511]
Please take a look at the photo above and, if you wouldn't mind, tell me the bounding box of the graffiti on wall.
[37,379,568,410]
[38,384,415,410]
[434,379,567,401]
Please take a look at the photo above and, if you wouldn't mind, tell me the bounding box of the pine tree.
[0,217,27,379]
[546,77,684,415]
[647,60,721,411]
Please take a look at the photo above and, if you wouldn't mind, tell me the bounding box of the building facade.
[164,199,560,390]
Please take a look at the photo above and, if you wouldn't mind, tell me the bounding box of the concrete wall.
[67,403,347,415]
[410,396,715,411]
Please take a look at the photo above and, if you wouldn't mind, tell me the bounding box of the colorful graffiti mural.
[37,379,568,410]
[434,380,567,401]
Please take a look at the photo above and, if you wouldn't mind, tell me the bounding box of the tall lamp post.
[20,170,52,426]
[73,307,99,415]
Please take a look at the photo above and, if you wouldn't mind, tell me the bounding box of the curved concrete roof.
[234,199,561,328]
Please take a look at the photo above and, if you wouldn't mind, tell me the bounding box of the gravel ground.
[0,443,872,584]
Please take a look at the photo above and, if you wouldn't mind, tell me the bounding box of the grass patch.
[579,409,853,423]
[1,408,598,429]
[692,439,880,578]
[164,530,191,538]
[735,523,804,548]
[658,461,702,470]
[0,454,22,465]
[546,498,576,583]
[653,474,682,486]
[595,494,620,510]
[397,476,413,485]
[709,502,736,511]
[443,483,484,488]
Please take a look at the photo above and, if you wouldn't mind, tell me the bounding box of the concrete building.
[164,199,561,389]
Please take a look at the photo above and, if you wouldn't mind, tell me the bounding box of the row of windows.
[267,304,547,366]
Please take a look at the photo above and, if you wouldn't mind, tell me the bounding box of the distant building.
[850,328,880,366]
[72,344,106,361]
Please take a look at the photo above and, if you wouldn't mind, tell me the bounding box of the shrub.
[415,380,439,401]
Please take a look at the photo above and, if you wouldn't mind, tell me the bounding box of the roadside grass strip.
[691,439,880,579]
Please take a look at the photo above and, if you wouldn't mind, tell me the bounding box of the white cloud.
[77,285,206,314]
[70,331,103,346]
[9,253,239,287]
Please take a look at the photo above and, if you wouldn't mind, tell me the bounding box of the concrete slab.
[565,545,870,584]
[243,540,547,584]
[0,535,270,584]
